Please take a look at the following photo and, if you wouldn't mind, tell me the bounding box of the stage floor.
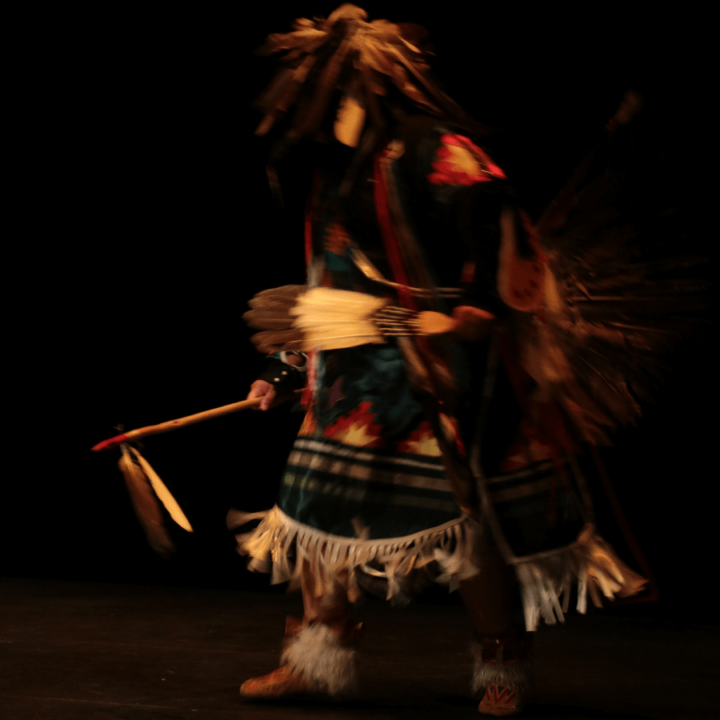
[0,577,717,719]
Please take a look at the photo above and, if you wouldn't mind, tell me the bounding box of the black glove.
[256,354,307,393]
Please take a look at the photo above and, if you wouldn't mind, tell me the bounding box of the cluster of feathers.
[247,5,707,449]
[524,101,707,445]
[111,5,707,557]
[253,4,484,154]
[244,285,387,353]
[244,99,706,449]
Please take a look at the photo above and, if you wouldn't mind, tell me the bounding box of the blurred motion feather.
[117,443,193,557]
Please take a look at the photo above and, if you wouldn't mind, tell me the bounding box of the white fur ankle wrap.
[471,643,532,697]
[281,623,358,696]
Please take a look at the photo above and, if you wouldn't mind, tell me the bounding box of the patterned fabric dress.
[231,114,647,621]
[234,115,510,601]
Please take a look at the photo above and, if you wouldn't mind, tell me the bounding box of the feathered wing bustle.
[515,98,708,446]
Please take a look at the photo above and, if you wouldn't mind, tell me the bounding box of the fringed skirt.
[228,457,648,630]
[228,505,480,604]
[228,345,646,627]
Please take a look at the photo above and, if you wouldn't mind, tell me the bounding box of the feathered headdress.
[253,3,486,202]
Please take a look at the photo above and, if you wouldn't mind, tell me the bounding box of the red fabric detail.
[372,150,462,454]
[324,223,351,255]
[322,401,385,448]
[373,151,416,310]
[301,348,318,409]
[396,420,436,454]
[427,133,506,187]
[461,260,475,284]
[301,172,322,436]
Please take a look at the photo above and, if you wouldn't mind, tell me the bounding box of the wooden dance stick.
[92,396,267,452]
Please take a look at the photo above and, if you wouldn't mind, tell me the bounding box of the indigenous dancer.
[228,5,694,715]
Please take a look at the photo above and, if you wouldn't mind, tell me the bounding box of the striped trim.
[294,437,444,474]
[487,460,558,503]
[281,472,459,513]
[288,437,450,493]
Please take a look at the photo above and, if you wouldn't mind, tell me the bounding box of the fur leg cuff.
[471,643,533,697]
[281,622,358,696]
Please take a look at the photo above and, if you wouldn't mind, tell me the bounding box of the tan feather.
[242,311,296,330]
[118,445,174,557]
[244,285,469,353]
[128,447,193,533]
[252,285,306,303]
[250,328,306,353]
[117,444,193,557]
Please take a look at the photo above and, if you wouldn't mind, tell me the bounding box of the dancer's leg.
[241,561,358,699]
[301,562,349,624]
[459,532,531,716]
[458,531,515,638]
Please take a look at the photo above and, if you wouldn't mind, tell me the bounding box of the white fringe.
[227,506,480,603]
[513,523,648,631]
[228,511,646,632]
[281,623,357,696]
[471,644,532,697]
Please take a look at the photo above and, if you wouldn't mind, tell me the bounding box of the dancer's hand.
[451,306,496,341]
[247,380,277,411]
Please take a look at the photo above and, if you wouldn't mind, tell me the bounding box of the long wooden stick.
[92,396,266,452]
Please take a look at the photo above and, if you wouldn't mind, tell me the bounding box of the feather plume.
[253,4,487,172]
[513,95,708,447]
[117,444,193,557]
[245,286,387,352]
[118,444,174,557]
[130,447,193,533]
[244,285,459,353]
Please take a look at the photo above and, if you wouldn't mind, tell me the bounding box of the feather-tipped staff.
[92,396,265,453]
[93,394,286,555]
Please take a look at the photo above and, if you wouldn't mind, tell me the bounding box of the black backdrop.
[9,4,713,620]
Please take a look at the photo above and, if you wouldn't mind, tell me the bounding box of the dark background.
[9,4,713,620]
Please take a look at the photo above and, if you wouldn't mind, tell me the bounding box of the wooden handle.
[92,396,265,452]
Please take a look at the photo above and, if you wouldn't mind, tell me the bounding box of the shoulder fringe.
[471,643,533,697]
[513,524,648,632]
[282,623,357,696]
[228,506,480,603]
